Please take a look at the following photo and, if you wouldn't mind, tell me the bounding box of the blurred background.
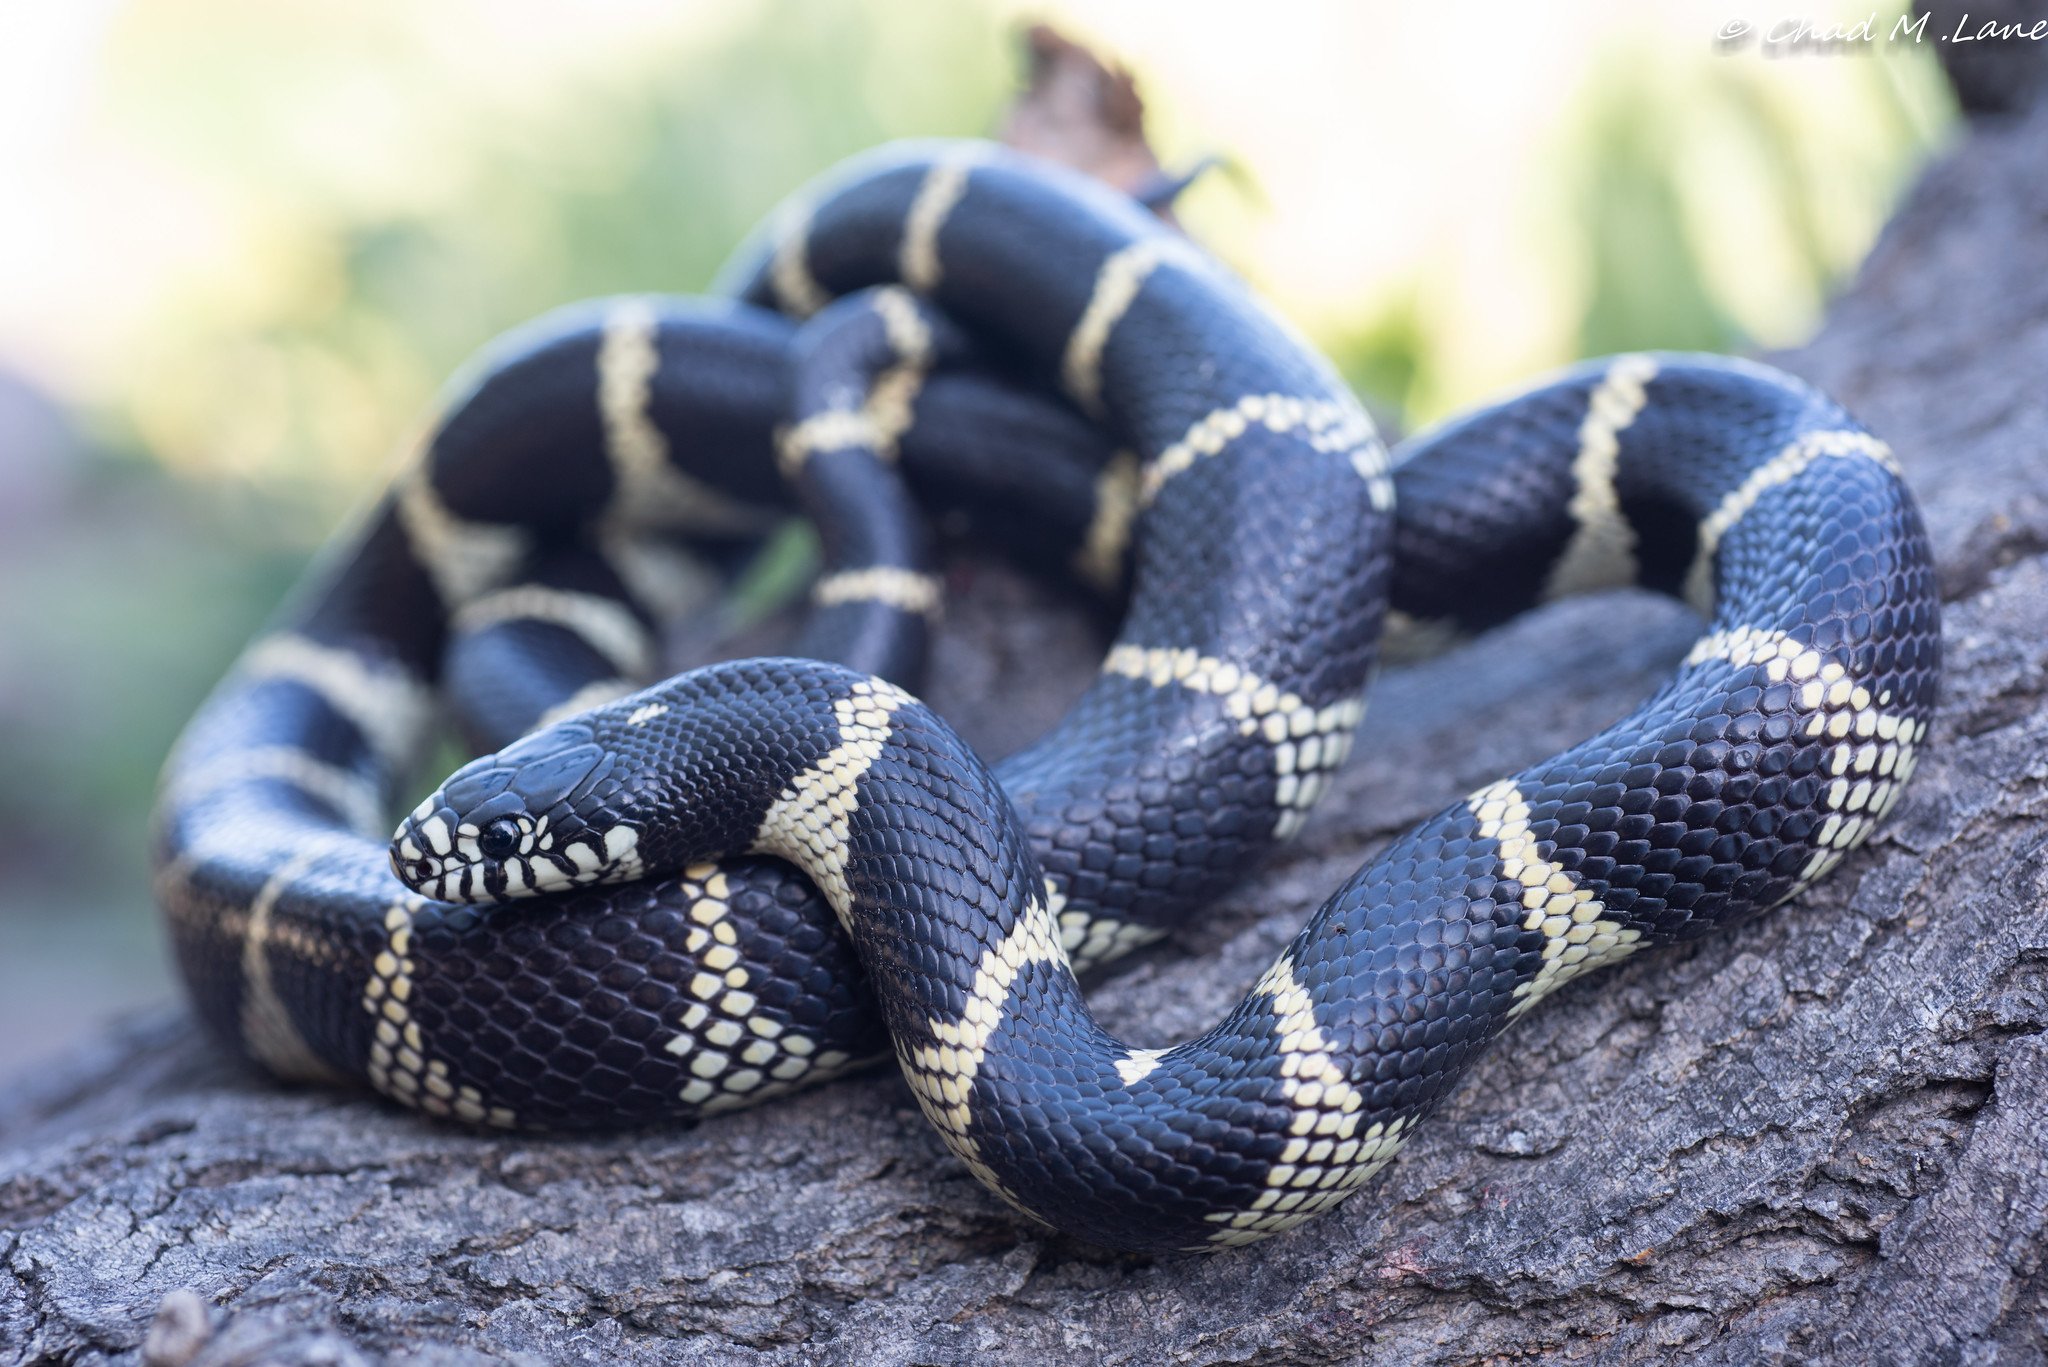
[0,0,1953,1082]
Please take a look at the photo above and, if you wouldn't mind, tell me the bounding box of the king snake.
[155,139,1941,1254]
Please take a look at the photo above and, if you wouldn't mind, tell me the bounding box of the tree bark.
[8,88,2048,1367]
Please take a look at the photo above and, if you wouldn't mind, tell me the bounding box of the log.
[8,75,2048,1367]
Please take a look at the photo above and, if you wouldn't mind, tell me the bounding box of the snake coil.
[156,140,1939,1253]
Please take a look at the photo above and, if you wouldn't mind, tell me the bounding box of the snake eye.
[478,818,522,861]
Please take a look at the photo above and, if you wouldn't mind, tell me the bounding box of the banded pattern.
[1138,391,1390,510]
[389,347,1935,1252]
[1063,238,1197,416]
[752,677,917,923]
[597,297,772,536]
[1100,644,1366,839]
[1682,429,1900,612]
[773,287,960,685]
[1465,780,1641,1020]
[730,141,1387,940]
[1204,957,1414,1247]
[156,134,1938,1254]
[656,863,862,1114]
[811,566,942,615]
[156,139,1384,1142]
[1544,352,1658,598]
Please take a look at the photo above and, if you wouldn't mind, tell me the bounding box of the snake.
[154,139,1941,1254]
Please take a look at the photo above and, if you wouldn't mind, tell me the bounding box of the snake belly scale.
[155,140,1940,1253]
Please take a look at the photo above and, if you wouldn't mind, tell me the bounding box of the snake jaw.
[387,720,649,902]
[391,796,645,903]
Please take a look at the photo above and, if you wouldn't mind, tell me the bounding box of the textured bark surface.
[8,91,2048,1367]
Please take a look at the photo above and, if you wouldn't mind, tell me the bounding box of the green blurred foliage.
[4,0,1021,920]
[0,2,1954,1060]
[1314,22,1951,428]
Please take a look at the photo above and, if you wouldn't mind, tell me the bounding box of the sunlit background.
[0,0,1953,1081]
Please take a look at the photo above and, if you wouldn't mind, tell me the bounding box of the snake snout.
[389,798,464,896]
[388,749,643,904]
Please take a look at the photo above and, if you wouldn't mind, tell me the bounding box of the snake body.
[154,140,1940,1252]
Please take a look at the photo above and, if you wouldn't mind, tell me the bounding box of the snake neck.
[692,665,1406,1254]
[431,661,1173,1240]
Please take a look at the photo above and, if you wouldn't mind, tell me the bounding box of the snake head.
[390,722,641,902]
